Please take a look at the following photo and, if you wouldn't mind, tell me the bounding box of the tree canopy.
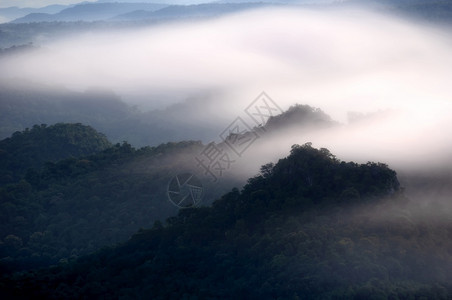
[3,143,450,299]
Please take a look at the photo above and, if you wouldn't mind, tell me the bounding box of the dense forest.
[0,103,340,276]
[0,90,450,299]
[0,123,243,274]
[2,143,451,298]
[1,0,451,298]
[0,123,111,184]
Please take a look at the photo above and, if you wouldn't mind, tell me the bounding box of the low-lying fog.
[1,6,452,192]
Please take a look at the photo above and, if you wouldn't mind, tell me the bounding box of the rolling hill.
[11,2,167,23]
[3,143,451,298]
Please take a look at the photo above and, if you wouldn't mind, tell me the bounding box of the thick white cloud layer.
[1,7,451,171]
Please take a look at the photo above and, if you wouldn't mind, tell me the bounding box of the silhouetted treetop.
[0,123,111,184]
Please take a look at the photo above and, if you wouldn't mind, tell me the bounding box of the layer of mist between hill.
[1,5,451,171]
[1,2,451,245]
[2,142,451,298]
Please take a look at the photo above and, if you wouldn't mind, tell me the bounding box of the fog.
[1,6,452,178]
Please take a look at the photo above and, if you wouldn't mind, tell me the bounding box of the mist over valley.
[1,1,452,298]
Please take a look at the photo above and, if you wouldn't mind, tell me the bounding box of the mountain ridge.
[3,143,450,299]
[0,123,111,184]
[11,2,168,23]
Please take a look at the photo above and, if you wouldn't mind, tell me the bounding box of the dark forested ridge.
[264,104,336,132]
[0,103,342,275]
[0,123,111,184]
[0,125,240,274]
[1,1,451,298]
[3,143,450,299]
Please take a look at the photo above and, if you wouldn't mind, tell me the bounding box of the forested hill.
[263,104,335,132]
[0,82,339,147]
[0,104,338,275]
[0,123,111,184]
[0,140,229,274]
[4,144,450,299]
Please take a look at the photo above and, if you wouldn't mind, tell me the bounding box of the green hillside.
[3,144,449,299]
[0,137,233,274]
[0,123,111,185]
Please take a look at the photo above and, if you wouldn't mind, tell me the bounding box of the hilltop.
[4,144,449,299]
